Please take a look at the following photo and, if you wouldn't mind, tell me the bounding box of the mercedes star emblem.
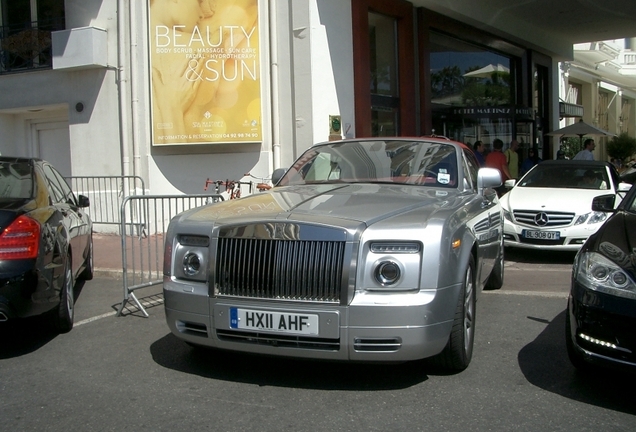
[534,212,549,226]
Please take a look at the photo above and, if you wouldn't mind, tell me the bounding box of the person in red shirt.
[485,138,511,196]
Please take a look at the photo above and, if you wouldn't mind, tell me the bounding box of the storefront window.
[429,31,528,150]
[369,12,399,136]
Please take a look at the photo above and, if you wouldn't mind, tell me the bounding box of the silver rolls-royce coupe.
[163,137,503,371]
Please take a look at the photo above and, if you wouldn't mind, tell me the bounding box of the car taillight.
[0,215,41,260]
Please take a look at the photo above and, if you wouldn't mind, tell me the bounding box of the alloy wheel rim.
[65,260,74,318]
[463,266,474,352]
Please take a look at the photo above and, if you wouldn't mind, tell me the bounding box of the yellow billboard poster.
[148,0,261,145]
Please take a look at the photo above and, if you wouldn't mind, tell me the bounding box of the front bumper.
[503,219,600,251]
[163,277,460,362]
[567,281,636,370]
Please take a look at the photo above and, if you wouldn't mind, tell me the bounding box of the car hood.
[502,187,607,213]
[184,184,462,227]
[587,211,636,275]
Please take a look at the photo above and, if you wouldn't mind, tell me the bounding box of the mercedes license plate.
[229,307,319,335]
[523,230,560,240]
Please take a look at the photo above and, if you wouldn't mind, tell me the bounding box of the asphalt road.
[1,249,635,431]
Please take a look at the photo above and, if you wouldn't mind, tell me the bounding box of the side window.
[462,149,479,190]
[49,165,77,205]
[42,165,65,204]
[42,164,76,205]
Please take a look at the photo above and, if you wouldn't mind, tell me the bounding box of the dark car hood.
[587,210,636,275]
[184,184,461,226]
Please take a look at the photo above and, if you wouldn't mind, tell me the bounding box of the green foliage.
[558,137,583,160]
[606,132,636,163]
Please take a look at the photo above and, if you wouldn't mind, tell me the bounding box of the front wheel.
[79,234,94,281]
[53,253,75,333]
[433,256,476,372]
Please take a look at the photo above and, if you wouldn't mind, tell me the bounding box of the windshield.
[0,161,34,199]
[278,140,458,188]
[517,164,610,190]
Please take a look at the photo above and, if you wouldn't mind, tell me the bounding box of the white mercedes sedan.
[500,160,631,251]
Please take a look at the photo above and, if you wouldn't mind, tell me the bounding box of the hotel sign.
[451,106,534,120]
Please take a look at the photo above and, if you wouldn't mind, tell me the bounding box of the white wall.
[0,115,15,155]
[311,1,355,142]
[0,0,122,175]
[290,1,355,157]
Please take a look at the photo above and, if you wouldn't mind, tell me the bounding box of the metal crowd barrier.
[116,194,223,317]
[66,176,146,235]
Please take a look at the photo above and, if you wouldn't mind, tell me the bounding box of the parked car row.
[4,143,632,375]
[497,157,635,372]
[161,137,636,374]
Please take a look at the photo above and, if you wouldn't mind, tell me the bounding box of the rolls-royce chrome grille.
[215,238,345,303]
[512,210,575,227]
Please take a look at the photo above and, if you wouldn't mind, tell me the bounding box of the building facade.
[0,0,634,198]
[559,39,636,162]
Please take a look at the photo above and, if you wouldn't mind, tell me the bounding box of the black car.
[0,157,93,333]
[566,182,636,371]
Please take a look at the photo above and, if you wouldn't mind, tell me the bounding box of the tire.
[565,303,591,372]
[433,256,476,372]
[54,253,75,333]
[79,234,94,281]
[485,238,504,290]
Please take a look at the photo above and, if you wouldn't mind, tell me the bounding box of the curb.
[94,268,124,279]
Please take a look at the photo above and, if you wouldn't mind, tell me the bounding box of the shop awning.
[559,102,584,118]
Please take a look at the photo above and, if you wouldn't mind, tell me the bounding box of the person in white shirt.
[572,139,595,160]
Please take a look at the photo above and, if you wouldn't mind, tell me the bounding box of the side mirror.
[504,179,516,188]
[591,194,615,213]
[271,168,287,186]
[477,167,502,196]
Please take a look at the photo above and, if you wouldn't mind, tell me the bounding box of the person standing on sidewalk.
[572,138,595,160]
[504,139,519,179]
[473,140,486,166]
[485,138,511,196]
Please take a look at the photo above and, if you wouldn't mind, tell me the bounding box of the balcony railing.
[621,52,636,66]
[0,18,64,74]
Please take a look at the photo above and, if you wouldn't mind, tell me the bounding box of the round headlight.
[591,264,609,281]
[611,271,628,287]
[183,252,202,276]
[374,261,401,286]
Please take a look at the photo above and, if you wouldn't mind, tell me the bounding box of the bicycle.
[203,178,253,203]
[204,179,229,203]
[244,172,272,192]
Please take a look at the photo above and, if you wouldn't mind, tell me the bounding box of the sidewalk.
[89,233,166,318]
[93,234,125,278]
[92,233,165,280]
